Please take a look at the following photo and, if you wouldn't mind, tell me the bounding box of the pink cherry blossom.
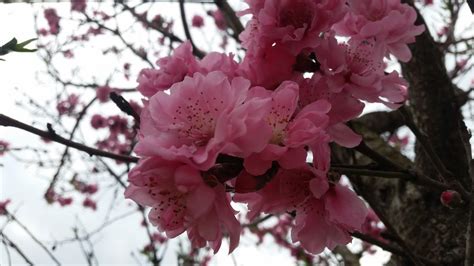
[125,157,241,253]
[235,167,367,253]
[137,41,199,97]
[135,71,273,170]
[297,74,364,148]
[234,166,320,220]
[240,0,347,55]
[238,44,296,89]
[313,35,408,109]
[333,0,425,62]
[242,81,330,175]
[137,43,239,98]
[198,52,239,79]
[292,184,368,254]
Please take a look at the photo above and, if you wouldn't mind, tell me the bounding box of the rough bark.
[342,3,472,264]
[344,123,468,265]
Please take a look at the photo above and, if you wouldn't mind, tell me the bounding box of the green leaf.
[0,38,17,55]
[12,38,37,52]
[2,38,17,49]
[0,37,37,57]
[12,47,37,52]
[16,38,36,47]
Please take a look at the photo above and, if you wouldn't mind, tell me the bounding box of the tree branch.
[0,114,139,163]
[0,232,34,266]
[179,0,199,52]
[6,212,61,265]
[214,0,244,42]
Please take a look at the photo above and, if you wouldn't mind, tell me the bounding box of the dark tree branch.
[110,92,141,124]
[178,0,199,52]
[0,114,139,163]
[214,0,244,42]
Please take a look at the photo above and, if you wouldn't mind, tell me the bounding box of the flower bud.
[440,190,462,208]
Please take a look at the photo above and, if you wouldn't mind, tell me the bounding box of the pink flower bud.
[440,190,462,207]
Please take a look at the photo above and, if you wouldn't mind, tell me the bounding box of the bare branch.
[0,232,34,266]
[0,113,139,163]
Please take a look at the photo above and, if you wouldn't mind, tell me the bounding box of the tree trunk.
[339,3,472,264]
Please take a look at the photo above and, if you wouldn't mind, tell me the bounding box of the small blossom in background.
[209,10,226,30]
[57,196,73,207]
[96,86,112,103]
[90,114,107,129]
[71,0,86,12]
[56,94,80,116]
[192,15,204,28]
[83,197,97,210]
[44,8,60,35]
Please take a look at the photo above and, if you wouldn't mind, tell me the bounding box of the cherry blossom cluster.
[126,0,424,255]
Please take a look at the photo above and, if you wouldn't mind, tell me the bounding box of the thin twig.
[243,214,273,227]
[355,142,405,171]
[2,237,12,266]
[179,0,199,52]
[120,2,205,58]
[0,232,34,266]
[351,232,405,257]
[139,206,160,266]
[46,97,97,198]
[7,212,61,265]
